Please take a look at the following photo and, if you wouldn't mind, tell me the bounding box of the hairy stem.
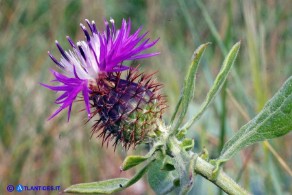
[163,123,249,195]
[193,155,250,195]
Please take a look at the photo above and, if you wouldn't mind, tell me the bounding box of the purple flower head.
[42,18,159,121]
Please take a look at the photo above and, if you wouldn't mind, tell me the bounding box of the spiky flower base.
[89,69,166,149]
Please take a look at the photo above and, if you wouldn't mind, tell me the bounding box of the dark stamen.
[66,36,76,48]
[91,21,97,34]
[48,51,64,68]
[78,43,87,61]
[80,23,91,42]
[85,19,93,34]
[55,40,70,62]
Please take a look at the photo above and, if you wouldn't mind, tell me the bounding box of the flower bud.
[90,69,166,149]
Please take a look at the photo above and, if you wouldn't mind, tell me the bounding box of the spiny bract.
[89,69,166,149]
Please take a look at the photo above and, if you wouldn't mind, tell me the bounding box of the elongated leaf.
[65,159,153,194]
[64,178,128,194]
[120,155,148,171]
[219,76,292,161]
[173,43,210,130]
[120,142,163,171]
[181,42,241,130]
[170,95,182,124]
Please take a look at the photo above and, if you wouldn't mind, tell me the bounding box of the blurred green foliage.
[0,0,291,194]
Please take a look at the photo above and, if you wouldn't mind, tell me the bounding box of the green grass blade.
[197,0,254,114]
[196,0,227,55]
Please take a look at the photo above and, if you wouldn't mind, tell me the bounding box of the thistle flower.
[42,18,159,121]
[90,68,166,149]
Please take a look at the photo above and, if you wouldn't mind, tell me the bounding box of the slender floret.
[42,18,159,121]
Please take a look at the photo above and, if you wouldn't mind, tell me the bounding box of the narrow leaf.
[65,159,154,194]
[120,155,148,171]
[122,160,153,188]
[64,178,128,194]
[120,142,163,171]
[219,76,292,161]
[170,95,182,124]
[173,43,210,130]
[181,42,241,130]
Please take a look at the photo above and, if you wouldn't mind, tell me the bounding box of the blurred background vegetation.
[0,0,291,194]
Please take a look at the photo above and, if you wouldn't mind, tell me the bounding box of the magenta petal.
[93,18,159,72]
[43,69,89,121]
[128,52,160,60]
[82,80,91,118]
[44,18,160,122]
[40,83,72,91]
[48,107,64,120]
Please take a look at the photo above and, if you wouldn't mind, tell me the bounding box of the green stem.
[163,123,249,195]
[193,155,250,195]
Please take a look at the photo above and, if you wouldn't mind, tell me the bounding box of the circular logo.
[16,184,24,192]
[6,185,14,192]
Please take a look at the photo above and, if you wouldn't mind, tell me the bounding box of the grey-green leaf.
[219,76,292,161]
[120,142,163,171]
[120,155,148,171]
[173,43,210,130]
[65,159,153,194]
[64,178,128,194]
[181,42,241,130]
[148,158,180,195]
[161,155,175,171]
[179,154,197,195]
